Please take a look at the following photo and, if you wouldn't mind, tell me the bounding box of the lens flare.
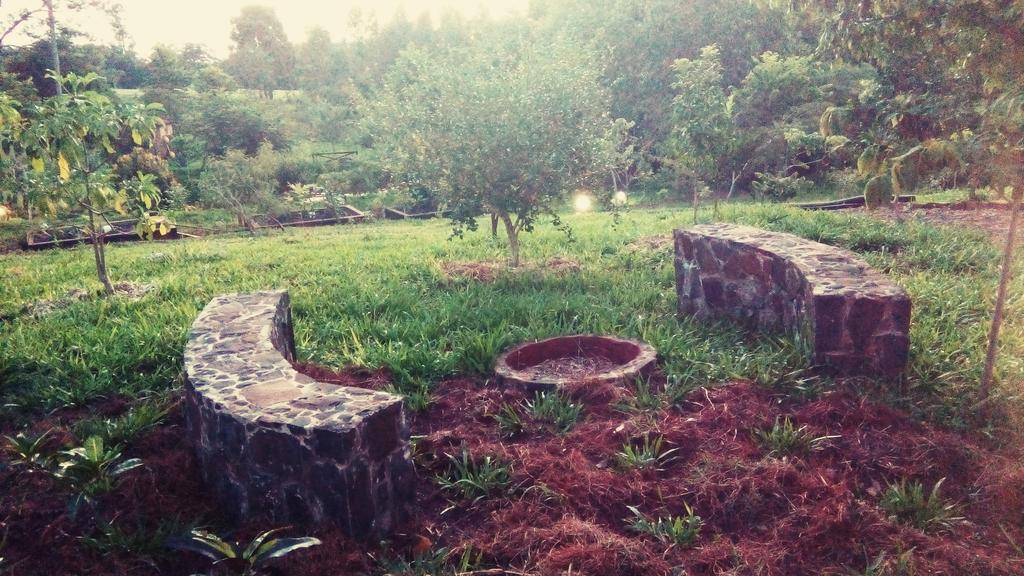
[612,190,628,206]
[573,193,593,212]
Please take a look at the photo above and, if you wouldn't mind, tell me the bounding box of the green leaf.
[253,537,322,563]
[167,530,238,561]
[242,528,285,561]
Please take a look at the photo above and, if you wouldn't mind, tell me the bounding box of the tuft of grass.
[493,403,525,439]
[626,503,702,547]
[615,434,678,471]
[524,390,582,433]
[845,548,916,576]
[435,449,512,502]
[624,376,664,413]
[74,399,170,446]
[879,478,960,531]
[752,416,837,456]
[373,544,482,576]
[79,516,197,558]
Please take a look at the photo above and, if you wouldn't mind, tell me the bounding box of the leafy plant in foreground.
[752,416,836,456]
[435,449,512,502]
[626,504,702,547]
[4,429,55,469]
[54,436,143,516]
[615,435,678,471]
[169,527,321,576]
[525,390,582,433]
[880,478,960,531]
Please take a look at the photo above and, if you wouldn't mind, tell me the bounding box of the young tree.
[667,45,734,201]
[361,33,615,266]
[9,72,164,294]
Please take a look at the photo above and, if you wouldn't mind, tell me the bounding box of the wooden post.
[978,187,1022,414]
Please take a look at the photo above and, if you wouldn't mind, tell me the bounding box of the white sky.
[2,0,530,57]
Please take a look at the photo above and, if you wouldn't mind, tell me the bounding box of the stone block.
[674,224,911,379]
[183,291,413,540]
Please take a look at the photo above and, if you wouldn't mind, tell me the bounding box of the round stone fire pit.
[495,335,657,392]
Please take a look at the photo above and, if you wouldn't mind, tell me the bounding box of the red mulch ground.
[3,371,1023,575]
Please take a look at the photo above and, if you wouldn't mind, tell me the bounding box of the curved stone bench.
[674,224,910,378]
[183,291,413,539]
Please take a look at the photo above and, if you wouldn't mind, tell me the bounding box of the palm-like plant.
[169,528,321,576]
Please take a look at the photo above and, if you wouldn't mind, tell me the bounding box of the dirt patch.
[627,234,673,252]
[542,256,581,273]
[440,257,582,283]
[441,260,503,282]
[27,287,91,318]
[860,204,1020,247]
[518,355,620,381]
[2,378,1023,575]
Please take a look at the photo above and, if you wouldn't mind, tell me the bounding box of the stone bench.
[674,224,910,378]
[182,291,413,539]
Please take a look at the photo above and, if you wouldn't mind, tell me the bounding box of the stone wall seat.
[674,224,910,378]
[183,291,413,539]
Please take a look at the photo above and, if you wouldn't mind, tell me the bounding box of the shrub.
[751,172,812,202]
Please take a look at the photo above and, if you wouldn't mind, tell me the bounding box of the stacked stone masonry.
[674,224,911,378]
[183,291,414,540]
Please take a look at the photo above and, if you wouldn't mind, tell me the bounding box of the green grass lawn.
[1,203,1020,431]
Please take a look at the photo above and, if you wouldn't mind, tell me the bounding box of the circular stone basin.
[495,335,657,392]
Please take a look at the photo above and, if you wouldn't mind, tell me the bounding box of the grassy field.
[1,202,1020,431]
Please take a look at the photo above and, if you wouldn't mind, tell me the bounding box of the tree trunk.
[45,0,61,95]
[490,213,499,238]
[978,188,1022,414]
[88,209,114,295]
[500,213,520,268]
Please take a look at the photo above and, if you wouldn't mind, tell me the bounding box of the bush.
[751,172,812,201]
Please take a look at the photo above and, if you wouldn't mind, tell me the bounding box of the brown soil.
[860,204,1020,247]
[518,355,620,381]
[3,377,1023,575]
[440,257,582,283]
[441,260,503,282]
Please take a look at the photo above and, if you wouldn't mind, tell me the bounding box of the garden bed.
[3,374,1022,575]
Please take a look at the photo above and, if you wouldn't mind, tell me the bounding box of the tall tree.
[224,6,294,99]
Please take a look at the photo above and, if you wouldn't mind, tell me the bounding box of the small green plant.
[373,544,482,576]
[80,516,195,558]
[75,400,170,446]
[752,416,835,456]
[880,478,960,531]
[4,429,55,468]
[54,436,144,516]
[168,527,321,576]
[626,504,702,547]
[525,391,582,433]
[846,547,916,576]
[435,449,512,502]
[626,377,664,412]
[493,403,525,439]
[615,435,678,470]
